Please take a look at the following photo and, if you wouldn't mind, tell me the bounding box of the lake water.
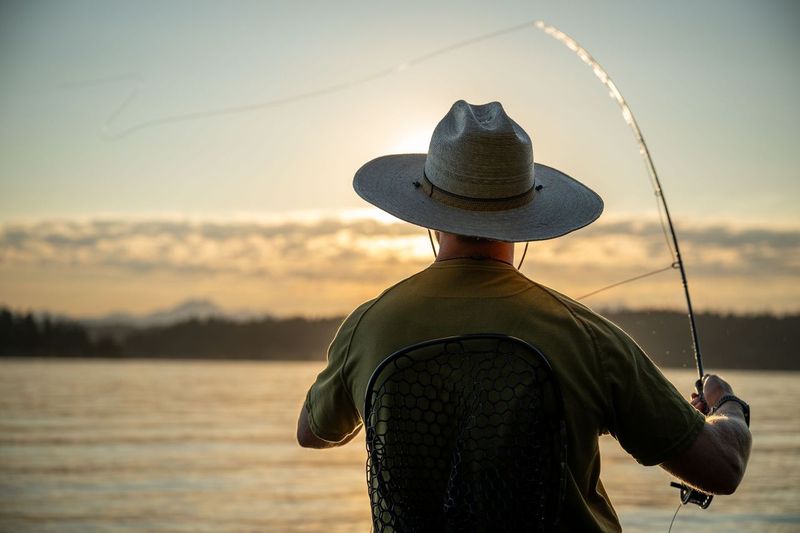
[0,359,798,532]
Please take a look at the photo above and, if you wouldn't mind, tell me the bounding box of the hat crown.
[351,98,604,242]
[424,100,534,199]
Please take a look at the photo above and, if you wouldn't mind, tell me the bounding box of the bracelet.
[710,394,750,427]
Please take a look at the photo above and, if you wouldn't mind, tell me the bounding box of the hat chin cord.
[517,242,529,270]
[426,229,529,270]
[427,229,438,259]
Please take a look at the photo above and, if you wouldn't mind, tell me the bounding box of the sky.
[0,0,798,317]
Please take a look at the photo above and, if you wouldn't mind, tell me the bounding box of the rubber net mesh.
[365,335,566,533]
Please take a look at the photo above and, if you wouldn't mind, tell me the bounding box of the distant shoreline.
[2,308,798,370]
[2,355,798,373]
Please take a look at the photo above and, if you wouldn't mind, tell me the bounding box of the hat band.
[420,173,535,212]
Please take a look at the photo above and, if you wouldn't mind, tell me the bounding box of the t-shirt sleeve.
[588,314,705,466]
[302,303,370,442]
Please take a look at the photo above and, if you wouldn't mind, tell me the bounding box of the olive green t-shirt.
[304,258,704,532]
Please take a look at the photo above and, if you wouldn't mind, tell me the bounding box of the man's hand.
[690,374,734,415]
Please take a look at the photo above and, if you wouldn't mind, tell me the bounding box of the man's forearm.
[704,402,752,486]
[663,402,752,495]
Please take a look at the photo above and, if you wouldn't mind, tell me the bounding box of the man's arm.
[661,374,752,495]
[296,406,361,449]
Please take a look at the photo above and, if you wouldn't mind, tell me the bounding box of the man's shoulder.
[519,278,603,324]
[523,281,642,350]
[335,297,379,343]
[333,271,426,343]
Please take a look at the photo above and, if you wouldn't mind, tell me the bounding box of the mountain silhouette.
[80,298,233,328]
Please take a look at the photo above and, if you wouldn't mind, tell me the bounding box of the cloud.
[0,216,427,280]
[1,214,798,314]
[547,218,800,277]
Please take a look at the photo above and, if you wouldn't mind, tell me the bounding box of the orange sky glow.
[1,210,796,317]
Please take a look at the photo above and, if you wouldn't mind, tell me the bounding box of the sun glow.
[386,129,432,154]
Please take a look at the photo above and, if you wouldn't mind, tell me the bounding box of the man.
[297,100,751,531]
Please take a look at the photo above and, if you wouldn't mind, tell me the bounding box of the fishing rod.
[535,20,713,510]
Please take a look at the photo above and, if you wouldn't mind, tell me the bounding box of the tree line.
[0,307,797,370]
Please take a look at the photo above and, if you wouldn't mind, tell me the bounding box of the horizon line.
[3,299,797,322]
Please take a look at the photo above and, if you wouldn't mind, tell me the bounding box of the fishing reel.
[670,482,713,509]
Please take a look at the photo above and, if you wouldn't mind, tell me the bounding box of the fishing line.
[95,22,533,140]
[576,263,676,300]
[655,190,678,263]
[85,21,707,379]
[667,501,683,533]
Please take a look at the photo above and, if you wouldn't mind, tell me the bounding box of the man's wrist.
[710,394,750,427]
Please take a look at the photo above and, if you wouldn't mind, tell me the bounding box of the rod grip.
[694,377,704,395]
[695,377,709,415]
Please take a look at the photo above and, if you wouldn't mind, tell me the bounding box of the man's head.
[353,100,603,243]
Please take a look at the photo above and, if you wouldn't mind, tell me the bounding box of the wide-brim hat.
[353,100,603,242]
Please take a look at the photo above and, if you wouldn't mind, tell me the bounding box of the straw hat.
[353,100,603,242]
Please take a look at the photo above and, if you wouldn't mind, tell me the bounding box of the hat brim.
[353,154,603,242]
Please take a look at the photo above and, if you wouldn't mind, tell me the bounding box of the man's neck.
[435,232,515,266]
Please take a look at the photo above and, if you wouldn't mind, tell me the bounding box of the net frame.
[364,334,567,532]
